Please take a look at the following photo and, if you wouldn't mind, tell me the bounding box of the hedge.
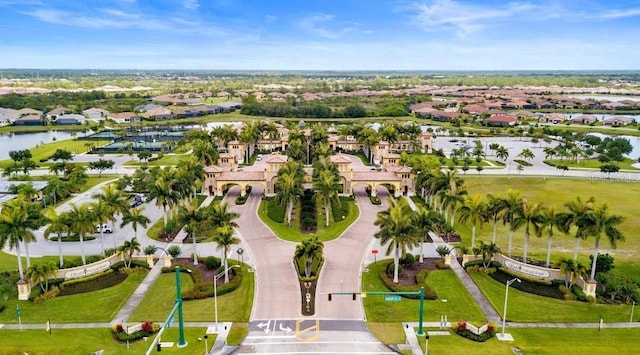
[453,321,496,342]
[378,260,437,300]
[488,268,564,300]
[265,197,285,223]
[331,197,350,221]
[163,262,244,300]
[58,270,129,296]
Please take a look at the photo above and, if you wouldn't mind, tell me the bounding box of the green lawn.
[124,153,190,166]
[362,260,485,323]
[129,263,254,322]
[470,272,638,323]
[425,328,640,354]
[458,176,640,276]
[545,158,639,170]
[258,198,359,242]
[0,327,210,354]
[0,138,110,168]
[0,270,147,323]
[0,251,70,273]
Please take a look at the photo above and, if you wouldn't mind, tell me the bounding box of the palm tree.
[501,189,522,257]
[581,203,625,281]
[213,225,240,283]
[563,196,595,260]
[374,199,419,283]
[91,199,111,256]
[457,194,486,248]
[207,201,239,229]
[538,205,564,268]
[43,176,69,206]
[0,198,41,279]
[411,206,439,263]
[275,172,303,226]
[313,169,340,227]
[472,241,501,268]
[439,171,467,227]
[149,174,180,228]
[68,203,96,265]
[119,237,141,268]
[557,257,587,288]
[25,262,58,292]
[192,139,219,166]
[93,184,129,250]
[511,198,543,263]
[43,208,70,267]
[177,155,206,199]
[294,235,324,278]
[177,200,207,265]
[495,146,509,162]
[239,120,264,163]
[485,193,505,244]
[120,206,150,239]
[264,121,279,151]
[518,148,535,162]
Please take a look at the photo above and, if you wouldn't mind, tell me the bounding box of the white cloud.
[265,14,277,24]
[409,0,537,36]
[182,0,199,10]
[297,13,339,39]
[595,7,640,20]
[21,8,168,30]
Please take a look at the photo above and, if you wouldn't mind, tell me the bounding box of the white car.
[96,224,113,233]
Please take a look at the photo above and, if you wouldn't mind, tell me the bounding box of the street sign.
[371,249,379,254]
[385,295,401,302]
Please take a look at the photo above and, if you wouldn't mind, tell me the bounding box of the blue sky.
[1,0,639,70]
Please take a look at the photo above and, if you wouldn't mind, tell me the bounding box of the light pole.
[204,335,208,355]
[213,265,240,331]
[631,301,636,327]
[498,277,520,341]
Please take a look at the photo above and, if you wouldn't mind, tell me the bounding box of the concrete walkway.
[111,259,166,326]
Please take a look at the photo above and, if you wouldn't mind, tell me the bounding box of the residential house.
[603,116,634,126]
[46,106,68,121]
[139,107,174,120]
[55,113,85,125]
[571,115,597,125]
[13,114,43,126]
[0,107,19,126]
[108,112,140,124]
[83,108,110,120]
[540,112,567,124]
[485,115,518,127]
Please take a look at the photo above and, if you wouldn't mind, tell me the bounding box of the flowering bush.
[452,320,496,342]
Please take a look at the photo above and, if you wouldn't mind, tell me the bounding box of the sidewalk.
[111,259,166,326]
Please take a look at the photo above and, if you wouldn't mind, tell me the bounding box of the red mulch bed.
[174,258,235,285]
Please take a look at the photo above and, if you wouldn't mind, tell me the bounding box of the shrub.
[572,284,588,301]
[265,197,285,223]
[167,245,182,258]
[112,321,159,343]
[0,304,6,313]
[489,268,564,300]
[379,261,437,300]
[369,195,381,205]
[452,321,496,342]
[58,270,129,296]
[203,256,221,270]
[331,197,350,221]
[33,286,60,304]
[435,260,449,269]
[235,194,248,205]
[399,253,416,266]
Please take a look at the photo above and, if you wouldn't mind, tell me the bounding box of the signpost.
[371,249,378,263]
[384,295,401,302]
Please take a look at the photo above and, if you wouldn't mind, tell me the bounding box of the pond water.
[568,94,640,102]
[586,133,640,159]
[0,131,80,160]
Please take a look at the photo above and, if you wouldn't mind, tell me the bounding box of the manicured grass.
[129,263,254,322]
[227,323,249,346]
[124,153,190,166]
[0,124,93,133]
[362,259,485,323]
[459,176,640,274]
[0,138,110,168]
[425,328,640,354]
[258,198,359,242]
[545,158,639,170]
[470,272,638,323]
[0,251,72,273]
[0,327,209,354]
[0,270,147,323]
[366,322,406,345]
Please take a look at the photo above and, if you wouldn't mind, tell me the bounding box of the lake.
[0,131,78,159]
[569,94,640,102]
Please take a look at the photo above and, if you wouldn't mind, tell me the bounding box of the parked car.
[96,224,113,233]
[130,194,145,208]
[257,154,263,161]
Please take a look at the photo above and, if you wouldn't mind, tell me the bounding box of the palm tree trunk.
[58,232,64,267]
[163,205,168,228]
[471,225,476,248]
[192,233,198,265]
[546,236,553,268]
[24,240,31,268]
[325,197,330,227]
[507,229,514,257]
[100,228,105,257]
[393,245,400,283]
[112,221,118,250]
[492,221,497,244]
[523,228,529,263]
[589,238,600,281]
[419,238,424,263]
[223,251,229,283]
[16,243,24,280]
[287,198,293,226]
[80,234,86,265]
[573,237,581,260]
[450,209,456,228]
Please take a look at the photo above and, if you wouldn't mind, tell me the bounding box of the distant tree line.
[0,92,146,113]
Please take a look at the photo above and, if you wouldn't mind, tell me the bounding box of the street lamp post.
[204,335,208,355]
[631,301,636,327]
[498,278,520,341]
[213,265,240,331]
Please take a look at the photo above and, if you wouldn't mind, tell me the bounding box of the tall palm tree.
[239,120,264,163]
[177,155,206,199]
[294,235,324,278]
[177,200,206,265]
[120,206,150,239]
[501,189,522,257]
[439,171,467,227]
[91,199,112,256]
[25,262,58,292]
[518,148,535,162]
[313,169,341,227]
[495,146,509,162]
[457,194,486,248]
[119,237,141,268]
[374,199,419,283]
[264,121,279,151]
[581,203,625,281]
[43,208,70,267]
[563,196,595,260]
[93,184,129,250]
[472,241,501,268]
[68,203,96,265]
[207,201,239,229]
[149,173,180,228]
[0,198,40,279]
[485,193,505,244]
[511,198,543,263]
[556,257,587,288]
[411,206,439,263]
[43,176,69,206]
[275,172,303,226]
[192,139,219,166]
[538,205,564,268]
[213,225,240,283]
